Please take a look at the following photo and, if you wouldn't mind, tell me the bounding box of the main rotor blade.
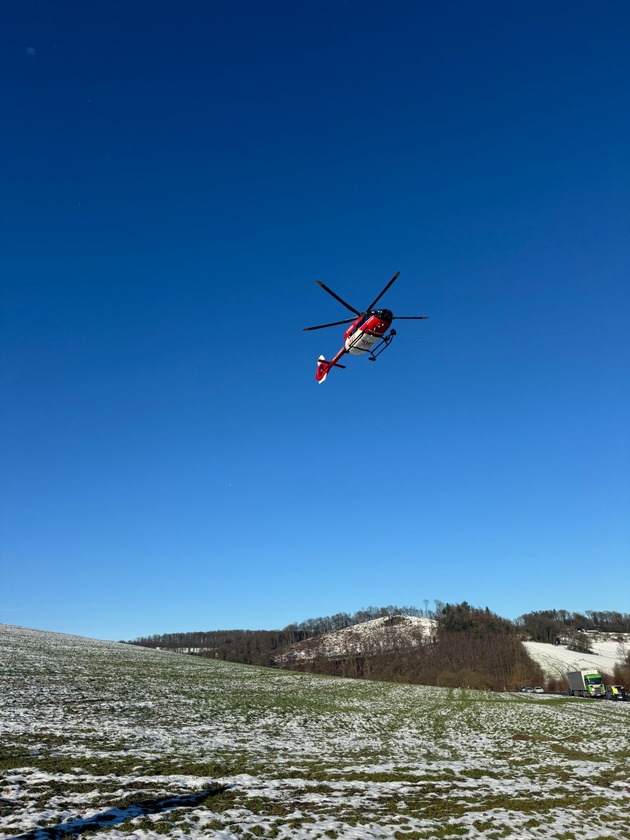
[303,317,357,332]
[317,281,361,315]
[392,315,429,320]
[366,271,400,311]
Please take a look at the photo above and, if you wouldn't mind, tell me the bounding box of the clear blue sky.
[2,1,628,641]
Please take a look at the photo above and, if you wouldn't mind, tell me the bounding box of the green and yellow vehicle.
[567,670,606,698]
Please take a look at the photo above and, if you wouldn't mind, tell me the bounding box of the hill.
[271,614,436,665]
[2,623,630,839]
[274,616,630,676]
[272,614,630,688]
[525,632,630,680]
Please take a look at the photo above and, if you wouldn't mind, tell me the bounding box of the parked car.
[605,685,628,701]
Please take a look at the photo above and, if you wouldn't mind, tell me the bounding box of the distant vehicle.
[605,684,628,701]
[532,686,544,694]
[567,670,606,698]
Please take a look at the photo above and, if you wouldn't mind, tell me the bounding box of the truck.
[567,670,606,698]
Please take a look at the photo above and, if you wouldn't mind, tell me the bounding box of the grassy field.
[1,624,629,839]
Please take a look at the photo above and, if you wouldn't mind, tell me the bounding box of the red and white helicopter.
[304,271,428,383]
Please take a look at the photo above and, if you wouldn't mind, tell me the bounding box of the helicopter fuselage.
[315,309,394,382]
[344,309,392,354]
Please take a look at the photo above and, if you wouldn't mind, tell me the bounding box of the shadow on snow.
[9,786,228,840]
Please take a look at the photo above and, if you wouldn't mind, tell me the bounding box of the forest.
[515,608,630,641]
[127,603,630,691]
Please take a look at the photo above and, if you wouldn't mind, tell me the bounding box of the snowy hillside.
[524,634,630,679]
[272,614,436,664]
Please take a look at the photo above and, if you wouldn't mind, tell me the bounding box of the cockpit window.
[372,309,393,321]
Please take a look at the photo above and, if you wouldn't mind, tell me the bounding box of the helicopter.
[303,271,428,383]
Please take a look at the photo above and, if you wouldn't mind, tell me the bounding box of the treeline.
[130,604,630,658]
[127,603,629,691]
[129,628,291,664]
[516,609,630,643]
[283,604,428,641]
[129,602,546,690]
[283,603,543,691]
[129,604,426,663]
[612,653,630,688]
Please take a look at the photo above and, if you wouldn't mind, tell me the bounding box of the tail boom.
[315,350,347,383]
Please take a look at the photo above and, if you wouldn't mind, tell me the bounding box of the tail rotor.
[315,354,346,383]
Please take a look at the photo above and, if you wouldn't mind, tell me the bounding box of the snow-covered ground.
[1,623,629,839]
[524,634,630,680]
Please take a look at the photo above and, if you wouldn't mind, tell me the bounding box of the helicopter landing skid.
[368,329,396,361]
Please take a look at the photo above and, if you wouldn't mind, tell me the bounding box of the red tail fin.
[315,354,347,382]
[315,355,330,383]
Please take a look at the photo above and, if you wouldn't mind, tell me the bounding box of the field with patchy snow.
[1,625,629,840]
